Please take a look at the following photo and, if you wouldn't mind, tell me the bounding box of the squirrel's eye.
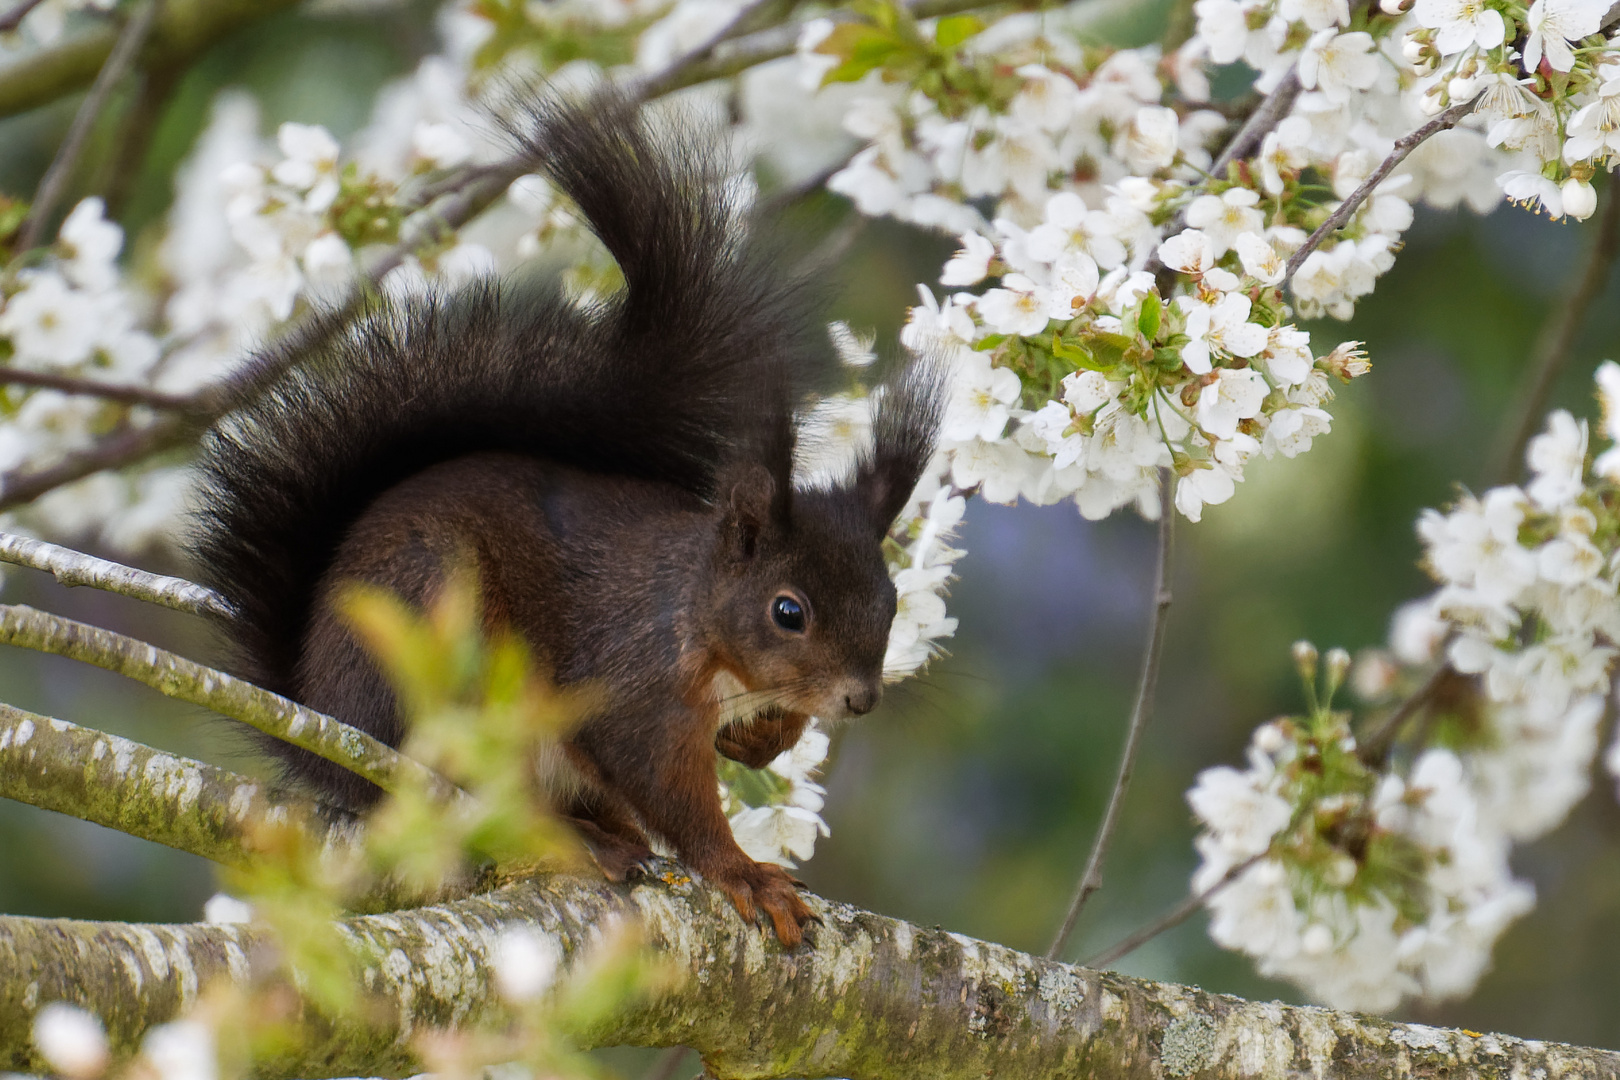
[771,594,806,633]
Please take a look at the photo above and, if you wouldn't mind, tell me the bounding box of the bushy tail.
[189,93,835,699]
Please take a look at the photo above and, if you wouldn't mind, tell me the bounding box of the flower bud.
[1324,646,1351,699]
[1253,721,1289,755]
[1292,640,1319,682]
[1448,76,1478,101]
[1324,851,1358,887]
[1417,87,1447,116]
[1561,178,1598,220]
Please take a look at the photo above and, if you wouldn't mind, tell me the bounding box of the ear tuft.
[722,462,779,561]
[855,355,949,535]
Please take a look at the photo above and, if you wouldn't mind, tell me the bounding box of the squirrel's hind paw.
[714,861,815,949]
[570,818,656,883]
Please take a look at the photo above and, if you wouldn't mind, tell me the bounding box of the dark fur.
[189,93,945,945]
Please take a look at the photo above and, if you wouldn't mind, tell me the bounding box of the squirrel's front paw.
[712,860,814,948]
[715,729,781,770]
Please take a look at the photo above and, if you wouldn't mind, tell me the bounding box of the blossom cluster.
[1389,364,1620,839]
[1195,365,1620,1011]
[1402,0,1619,219]
[1190,685,1533,1012]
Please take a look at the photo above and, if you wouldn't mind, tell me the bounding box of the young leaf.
[934,14,983,49]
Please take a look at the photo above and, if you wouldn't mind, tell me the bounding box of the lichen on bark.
[2,865,1616,1080]
[0,703,353,869]
[0,604,462,804]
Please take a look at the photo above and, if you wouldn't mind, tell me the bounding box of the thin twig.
[1356,661,1452,767]
[1047,466,1175,960]
[0,530,233,617]
[1082,852,1263,969]
[0,413,189,512]
[1208,70,1300,181]
[0,603,467,805]
[99,63,181,217]
[1494,179,1620,483]
[0,366,198,409]
[1283,95,1480,285]
[753,149,859,219]
[18,0,160,251]
[0,0,47,34]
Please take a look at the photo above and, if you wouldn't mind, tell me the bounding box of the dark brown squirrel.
[187,94,946,947]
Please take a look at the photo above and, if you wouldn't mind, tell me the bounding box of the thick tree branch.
[0,531,233,617]
[0,703,351,869]
[0,604,464,805]
[1047,467,1174,959]
[0,0,47,33]
[0,0,303,120]
[1,867,1616,1079]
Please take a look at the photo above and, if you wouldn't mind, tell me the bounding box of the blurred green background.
[2,0,1618,1067]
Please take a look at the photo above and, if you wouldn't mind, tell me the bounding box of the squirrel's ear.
[855,356,948,536]
[721,463,778,562]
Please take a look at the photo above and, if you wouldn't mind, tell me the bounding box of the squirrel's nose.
[844,684,879,716]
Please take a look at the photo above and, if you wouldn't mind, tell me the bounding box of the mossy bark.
[0,605,462,804]
[2,865,1615,1079]
[0,532,233,618]
[0,703,353,869]
[0,0,305,119]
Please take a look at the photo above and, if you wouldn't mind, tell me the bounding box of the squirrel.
[188,94,946,947]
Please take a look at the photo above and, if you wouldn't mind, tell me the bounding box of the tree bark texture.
[2,864,1615,1079]
[0,0,304,119]
[0,704,355,869]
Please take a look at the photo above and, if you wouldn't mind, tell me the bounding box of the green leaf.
[1137,293,1161,340]
[934,14,983,48]
[1052,334,1111,371]
[974,333,1007,351]
[817,22,909,84]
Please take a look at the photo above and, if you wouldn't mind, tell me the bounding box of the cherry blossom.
[1414,0,1507,54]
[1523,0,1609,74]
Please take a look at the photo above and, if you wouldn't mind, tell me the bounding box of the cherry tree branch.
[1494,178,1620,482]
[1283,95,1480,286]
[3,866,1618,1078]
[1047,467,1175,959]
[1357,660,1455,767]
[1083,853,1263,969]
[0,0,47,34]
[0,604,465,805]
[0,0,303,120]
[0,530,233,617]
[0,702,351,870]
[0,413,191,512]
[1207,70,1301,181]
[0,366,199,410]
[17,0,161,251]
